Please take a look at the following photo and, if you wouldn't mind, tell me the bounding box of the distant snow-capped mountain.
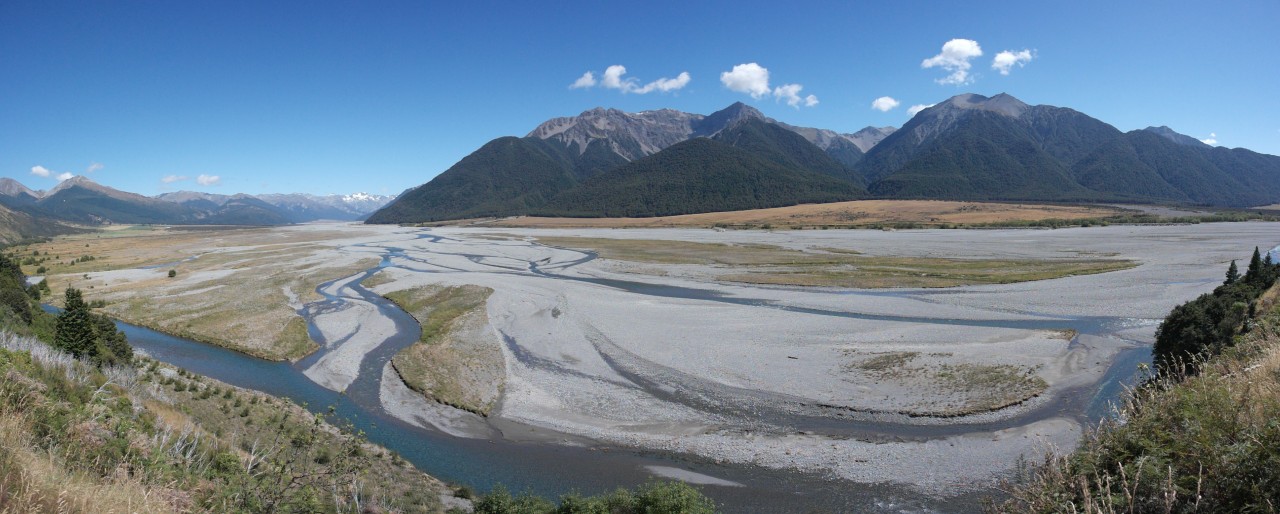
[0,175,395,226]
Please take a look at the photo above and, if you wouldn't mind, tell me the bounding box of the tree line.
[1154,246,1279,375]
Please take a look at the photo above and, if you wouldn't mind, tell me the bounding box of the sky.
[2,0,1278,196]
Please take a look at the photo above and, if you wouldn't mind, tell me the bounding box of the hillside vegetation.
[538,138,862,218]
[368,95,1280,224]
[996,253,1280,512]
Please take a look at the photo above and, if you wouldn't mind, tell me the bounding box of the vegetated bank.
[411,201,1278,231]
[995,248,1280,512]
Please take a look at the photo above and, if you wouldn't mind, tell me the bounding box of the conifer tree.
[54,287,96,358]
[1225,259,1240,284]
[1246,246,1263,283]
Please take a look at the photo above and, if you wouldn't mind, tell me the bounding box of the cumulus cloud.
[196,174,221,186]
[570,71,597,89]
[30,165,51,177]
[633,72,691,94]
[161,175,189,184]
[907,103,936,116]
[1201,132,1218,145]
[86,162,103,173]
[721,63,818,108]
[601,65,629,90]
[720,63,772,99]
[922,38,983,85]
[992,49,1034,75]
[573,65,689,94]
[56,172,74,182]
[773,83,818,108]
[871,96,901,112]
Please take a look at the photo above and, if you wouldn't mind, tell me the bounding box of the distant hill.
[158,191,394,222]
[31,176,196,224]
[369,93,1280,223]
[858,94,1280,206]
[711,118,858,184]
[365,137,579,223]
[0,202,82,245]
[0,176,392,227]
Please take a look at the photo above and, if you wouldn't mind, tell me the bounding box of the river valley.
[38,222,1280,512]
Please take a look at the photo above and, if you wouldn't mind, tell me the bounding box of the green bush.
[472,480,716,514]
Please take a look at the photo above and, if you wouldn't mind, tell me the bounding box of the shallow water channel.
[48,233,1156,513]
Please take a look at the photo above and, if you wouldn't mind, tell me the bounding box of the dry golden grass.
[537,236,1138,288]
[0,416,178,514]
[996,286,1280,512]
[24,226,385,361]
[463,200,1124,229]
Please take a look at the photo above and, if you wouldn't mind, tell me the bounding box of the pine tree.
[1225,260,1240,285]
[1246,246,1263,284]
[54,288,96,359]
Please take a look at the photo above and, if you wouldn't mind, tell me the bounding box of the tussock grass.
[538,236,1137,288]
[852,351,921,373]
[385,285,503,415]
[0,415,176,514]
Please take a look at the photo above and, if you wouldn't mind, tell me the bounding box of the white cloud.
[570,71,597,89]
[30,165,51,177]
[56,172,74,182]
[578,65,690,94]
[871,96,901,112]
[721,63,817,108]
[720,63,772,99]
[992,49,1034,75]
[601,65,630,90]
[633,72,691,94]
[772,83,815,108]
[907,103,936,116]
[922,38,984,85]
[161,175,189,184]
[1201,132,1218,145]
[86,162,103,173]
[196,174,221,186]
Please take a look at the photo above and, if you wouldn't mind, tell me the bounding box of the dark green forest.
[367,97,1280,224]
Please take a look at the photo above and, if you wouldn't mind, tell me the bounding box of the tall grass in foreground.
[994,299,1280,512]
[0,332,171,514]
[0,330,427,514]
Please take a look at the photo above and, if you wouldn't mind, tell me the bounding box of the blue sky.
[2,0,1277,196]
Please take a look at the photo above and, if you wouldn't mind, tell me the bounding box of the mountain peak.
[940,92,1029,117]
[694,102,769,137]
[709,101,765,120]
[45,175,103,196]
[846,126,898,152]
[1143,126,1210,147]
[0,178,38,199]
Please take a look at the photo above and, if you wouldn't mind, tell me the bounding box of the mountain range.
[0,176,393,231]
[367,93,1280,223]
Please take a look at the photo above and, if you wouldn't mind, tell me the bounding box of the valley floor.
[445,199,1128,229]
[21,221,1280,504]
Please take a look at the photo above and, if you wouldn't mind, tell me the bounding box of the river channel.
[57,230,1161,513]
